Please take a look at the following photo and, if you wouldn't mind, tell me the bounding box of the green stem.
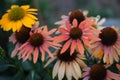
[38,56,53,80]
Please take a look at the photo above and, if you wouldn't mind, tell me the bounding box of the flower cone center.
[57,47,77,62]
[8,7,25,21]
[70,27,82,39]
[15,26,31,44]
[99,27,118,46]
[69,10,85,24]
[90,64,107,80]
[29,33,44,47]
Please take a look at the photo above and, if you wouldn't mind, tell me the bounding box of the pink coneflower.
[9,21,39,58]
[91,27,120,64]
[9,26,31,57]
[44,47,87,80]
[55,10,86,25]
[83,64,120,80]
[17,25,60,63]
[54,18,100,55]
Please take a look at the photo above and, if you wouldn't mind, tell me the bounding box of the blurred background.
[0,0,120,80]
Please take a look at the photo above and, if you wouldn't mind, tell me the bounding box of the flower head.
[17,25,60,63]
[45,47,87,80]
[0,5,38,32]
[9,21,39,58]
[91,26,120,64]
[55,10,86,25]
[54,18,100,55]
[83,64,120,80]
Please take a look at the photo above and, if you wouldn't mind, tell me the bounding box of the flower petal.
[70,40,77,55]
[52,60,61,79]
[21,5,30,10]
[61,39,72,54]
[66,63,72,80]
[72,19,78,27]
[77,40,84,55]
[33,47,39,63]
[58,62,65,80]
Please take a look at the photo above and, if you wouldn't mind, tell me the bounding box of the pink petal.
[107,70,120,80]
[89,27,101,34]
[22,48,32,62]
[79,19,94,29]
[72,19,78,27]
[58,27,69,33]
[18,42,29,50]
[77,39,84,55]
[82,38,91,48]
[86,34,101,41]
[40,47,45,61]
[83,76,90,80]
[103,47,109,63]
[54,34,69,43]
[61,15,68,19]
[43,25,48,32]
[60,39,72,54]
[11,43,20,57]
[55,20,65,25]
[65,21,71,31]
[48,28,57,35]
[70,40,77,55]
[45,41,61,49]
[42,45,53,58]
[33,47,39,63]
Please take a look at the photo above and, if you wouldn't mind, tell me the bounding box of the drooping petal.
[11,43,21,57]
[54,34,69,43]
[52,60,61,79]
[72,61,82,78]
[60,39,72,54]
[26,14,38,20]
[40,47,45,61]
[65,21,71,31]
[33,47,39,63]
[58,27,69,33]
[79,18,94,29]
[107,70,120,80]
[77,40,84,55]
[66,63,72,80]
[44,56,57,68]
[48,28,57,35]
[58,62,65,80]
[70,40,77,55]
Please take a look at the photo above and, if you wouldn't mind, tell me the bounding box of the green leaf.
[0,64,14,72]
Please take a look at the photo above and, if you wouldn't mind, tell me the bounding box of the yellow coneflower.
[0,5,38,32]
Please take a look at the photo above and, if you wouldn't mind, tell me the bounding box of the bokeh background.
[0,0,120,80]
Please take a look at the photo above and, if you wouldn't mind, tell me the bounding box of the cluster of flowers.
[0,5,120,80]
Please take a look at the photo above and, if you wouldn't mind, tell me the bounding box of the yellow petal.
[11,21,17,32]
[27,14,38,20]
[27,9,38,12]
[21,17,34,28]
[11,5,19,9]
[7,9,11,12]
[27,12,37,15]
[2,13,8,18]
[3,22,12,31]
[21,5,30,10]
[16,21,22,32]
